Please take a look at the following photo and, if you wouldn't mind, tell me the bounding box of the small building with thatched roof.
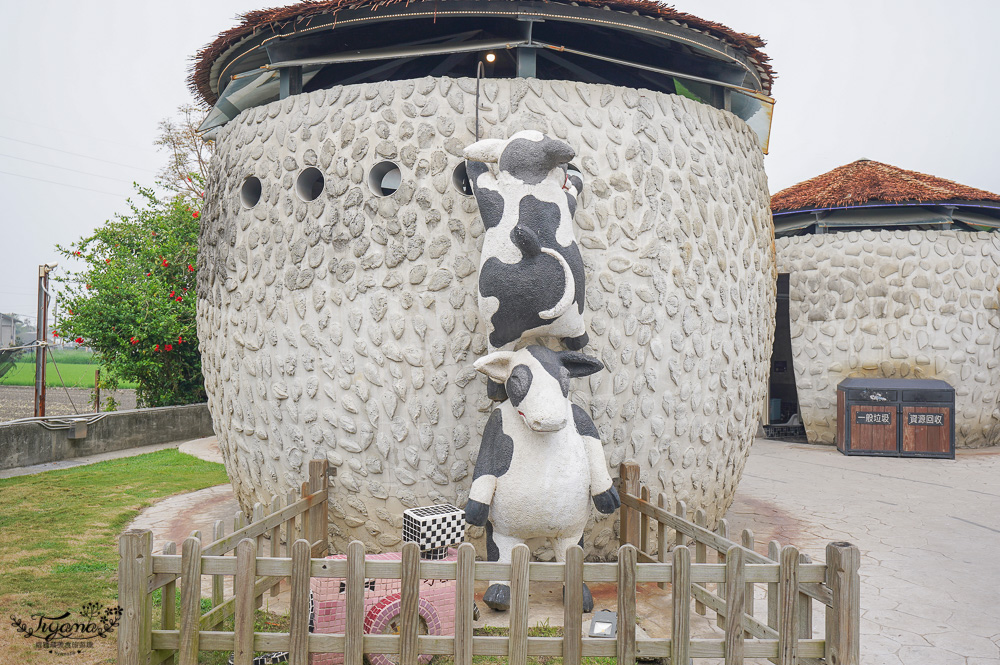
[191,0,781,556]
[770,159,1000,448]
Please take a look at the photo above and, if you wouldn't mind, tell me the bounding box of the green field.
[0,350,137,389]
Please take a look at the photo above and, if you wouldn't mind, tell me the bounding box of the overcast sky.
[1,0,997,321]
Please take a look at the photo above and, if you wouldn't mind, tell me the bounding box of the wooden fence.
[618,461,860,664]
[118,459,859,665]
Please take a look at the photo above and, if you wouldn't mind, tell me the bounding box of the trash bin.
[836,378,954,459]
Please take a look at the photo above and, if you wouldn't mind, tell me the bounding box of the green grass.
[0,352,137,389]
[0,448,229,611]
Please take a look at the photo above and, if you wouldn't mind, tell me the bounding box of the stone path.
[124,437,1000,663]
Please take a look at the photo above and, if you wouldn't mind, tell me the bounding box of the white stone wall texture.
[197,76,775,558]
[776,230,1000,448]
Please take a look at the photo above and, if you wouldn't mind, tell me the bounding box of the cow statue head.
[474,345,604,432]
[464,129,576,187]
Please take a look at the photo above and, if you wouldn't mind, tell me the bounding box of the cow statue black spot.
[464,345,620,613]
[464,131,588,401]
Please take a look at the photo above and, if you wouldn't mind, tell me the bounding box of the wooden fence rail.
[118,459,859,665]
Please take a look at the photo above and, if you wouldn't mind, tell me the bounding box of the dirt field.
[0,385,137,422]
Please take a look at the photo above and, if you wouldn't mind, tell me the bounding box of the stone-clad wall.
[197,76,775,558]
[776,230,1000,448]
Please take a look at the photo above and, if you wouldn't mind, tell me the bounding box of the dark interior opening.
[768,273,800,426]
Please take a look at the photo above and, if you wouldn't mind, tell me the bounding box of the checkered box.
[402,504,465,558]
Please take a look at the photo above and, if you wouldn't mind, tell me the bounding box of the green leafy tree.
[53,187,205,406]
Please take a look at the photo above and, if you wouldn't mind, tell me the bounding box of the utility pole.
[34,263,57,418]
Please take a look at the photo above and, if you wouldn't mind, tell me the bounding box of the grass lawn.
[0,449,229,664]
[0,358,137,389]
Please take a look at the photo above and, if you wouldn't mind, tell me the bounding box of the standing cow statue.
[464,346,620,612]
[464,131,588,401]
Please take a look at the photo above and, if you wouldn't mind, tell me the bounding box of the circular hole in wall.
[452,162,473,196]
[369,161,401,197]
[240,176,262,209]
[295,167,325,202]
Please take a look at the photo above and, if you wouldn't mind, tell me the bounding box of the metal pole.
[34,268,45,417]
[33,264,55,417]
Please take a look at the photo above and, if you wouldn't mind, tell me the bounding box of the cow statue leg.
[561,331,589,351]
[554,534,594,613]
[483,523,523,611]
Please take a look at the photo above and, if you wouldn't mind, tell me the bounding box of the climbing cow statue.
[464,131,588,401]
[464,345,620,613]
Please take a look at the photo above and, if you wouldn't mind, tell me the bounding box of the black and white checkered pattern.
[403,504,465,556]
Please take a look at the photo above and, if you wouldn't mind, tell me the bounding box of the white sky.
[1,0,997,320]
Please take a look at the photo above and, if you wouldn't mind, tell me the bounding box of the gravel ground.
[0,385,138,422]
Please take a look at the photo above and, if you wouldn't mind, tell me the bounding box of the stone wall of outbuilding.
[197,76,775,558]
[776,230,1000,448]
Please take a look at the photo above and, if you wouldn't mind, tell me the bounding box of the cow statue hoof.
[483,583,511,612]
[563,583,595,614]
[592,486,621,514]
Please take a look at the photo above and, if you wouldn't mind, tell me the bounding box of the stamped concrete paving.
[729,439,1000,664]
[128,437,1000,663]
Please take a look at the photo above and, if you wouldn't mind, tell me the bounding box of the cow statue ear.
[558,351,604,378]
[474,352,516,382]
[464,139,505,164]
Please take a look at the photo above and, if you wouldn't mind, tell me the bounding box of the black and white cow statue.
[464,131,588,401]
[464,345,620,612]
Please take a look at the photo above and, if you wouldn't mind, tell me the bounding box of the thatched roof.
[771,160,1000,214]
[190,0,774,106]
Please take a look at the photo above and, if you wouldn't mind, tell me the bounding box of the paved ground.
[84,436,1000,663]
[0,384,137,422]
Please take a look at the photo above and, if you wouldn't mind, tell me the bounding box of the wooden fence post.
[178,536,203,665]
[345,541,366,665]
[826,542,861,665]
[401,542,421,665]
[777,545,799,665]
[118,529,153,665]
[742,528,755,637]
[716,519,729,628]
[767,539,780,634]
[674,500,687,550]
[161,540,177,665]
[563,545,584,665]
[269,497,282,596]
[723,546,745,665]
[212,521,225,615]
[671,545,691,665]
[288,539,312,665]
[617,544,637,665]
[309,459,329,555]
[455,543,476,665]
[233,539,257,665]
[799,553,813,639]
[639,486,650,555]
[694,510,707,615]
[656,493,668,590]
[619,463,640,547]
[509,544,531,665]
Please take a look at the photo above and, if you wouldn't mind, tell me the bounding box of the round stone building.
[770,159,1000,449]
[191,0,778,557]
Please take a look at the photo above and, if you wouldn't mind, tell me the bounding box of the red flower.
[105,259,111,264]
[154,344,159,351]
[85,284,91,290]
[169,291,175,298]
[53,331,59,337]
[176,296,183,302]
[161,259,169,267]
[74,337,83,343]
[182,287,188,292]
[192,211,200,219]
[152,232,156,236]
[146,272,151,277]
[165,344,173,351]
[177,335,183,344]
[188,264,194,272]
[130,337,138,345]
